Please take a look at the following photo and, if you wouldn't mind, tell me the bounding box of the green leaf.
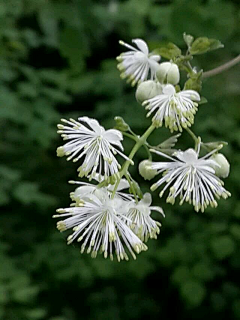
[210,236,236,260]
[159,134,181,149]
[172,265,190,284]
[192,262,215,281]
[201,141,228,151]
[12,286,39,303]
[230,224,240,240]
[183,32,194,48]
[190,37,224,55]
[184,71,203,92]
[198,97,208,105]
[180,280,206,307]
[154,43,181,60]
[24,308,47,319]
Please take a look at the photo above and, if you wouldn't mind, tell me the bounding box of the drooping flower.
[143,84,200,132]
[53,191,147,261]
[57,117,131,178]
[117,39,161,86]
[150,145,231,212]
[125,193,164,242]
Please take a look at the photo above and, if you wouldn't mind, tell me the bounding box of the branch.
[203,54,240,78]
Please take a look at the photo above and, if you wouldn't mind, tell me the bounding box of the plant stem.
[125,173,138,202]
[203,54,240,78]
[185,127,198,143]
[111,124,156,198]
[122,131,138,141]
[185,127,210,152]
[185,127,199,150]
[122,131,152,159]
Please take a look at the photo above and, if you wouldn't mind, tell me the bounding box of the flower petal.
[132,39,149,55]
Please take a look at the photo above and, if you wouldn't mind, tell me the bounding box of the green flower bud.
[210,153,230,178]
[135,80,162,103]
[156,62,180,85]
[139,160,157,180]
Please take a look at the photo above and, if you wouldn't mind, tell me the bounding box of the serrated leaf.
[184,77,202,92]
[159,134,181,149]
[154,43,181,60]
[190,37,224,55]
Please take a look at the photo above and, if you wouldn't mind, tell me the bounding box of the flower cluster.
[119,39,201,132]
[54,179,163,261]
[55,36,231,262]
[150,143,231,212]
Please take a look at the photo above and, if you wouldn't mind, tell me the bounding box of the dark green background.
[0,0,240,319]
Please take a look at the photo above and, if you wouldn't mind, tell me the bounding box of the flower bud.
[139,160,157,180]
[210,153,230,178]
[135,80,162,103]
[156,62,180,85]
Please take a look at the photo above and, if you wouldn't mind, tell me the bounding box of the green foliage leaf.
[210,236,236,260]
[190,37,224,55]
[180,280,206,307]
[183,32,194,48]
[154,43,181,60]
[184,71,203,92]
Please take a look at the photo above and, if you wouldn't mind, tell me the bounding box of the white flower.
[150,145,231,212]
[53,191,147,261]
[57,117,131,178]
[126,193,164,242]
[69,176,133,204]
[143,84,200,132]
[138,160,158,180]
[209,153,230,178]
[156,62,180,85]
[117,39,161,86]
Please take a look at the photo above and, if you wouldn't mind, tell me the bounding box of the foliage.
[0,0,240,319]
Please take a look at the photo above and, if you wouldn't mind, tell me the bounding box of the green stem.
[185,127,209,152]
[185,127,199,150]
[122,131,152,160]
[111,124,156,198]
[125,173,138,202]
[122,131,138,142]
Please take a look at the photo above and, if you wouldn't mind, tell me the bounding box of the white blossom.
[150,145,231,212]
[53,191,147,261]
[125,193,164,242]
[57,117,131,178]
[209,153,230,178]
[143,84,200,132]
[117,39,160,86]
[69,176,133,204]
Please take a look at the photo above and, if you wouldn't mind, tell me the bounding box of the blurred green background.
[0,0,240,319]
